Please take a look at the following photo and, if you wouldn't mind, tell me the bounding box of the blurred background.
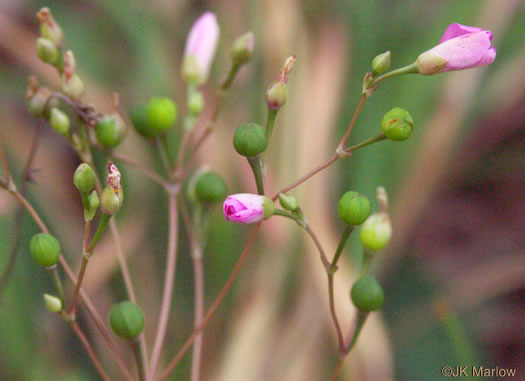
[1,0,524,380]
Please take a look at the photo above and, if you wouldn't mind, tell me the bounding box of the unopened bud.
[231,32,255,66]
[43,294,63,313]
[62,50,76,78]
[359,213,392,251]
[27,87,53,117]
[36,38,59,65]
[61,73,84,100]
[188,90,204,115]
[265,55,295,110]
[84,190,100,222]
[381,107,414,141]
[37,7,63,47]
[371,51,391,75]
[73,163,96,193]
[278,193,299,211]
[49,107,70,135]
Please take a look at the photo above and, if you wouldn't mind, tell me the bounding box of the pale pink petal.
[184,12,219,83]
[439,23,489,43]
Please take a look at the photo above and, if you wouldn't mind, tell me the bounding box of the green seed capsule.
[109,301,145,339]
[36,37,59,65]
[337,191,371,226]
[266,82,288,110]
[29,233,61,268]
[146,97,177,132]
[73,163,96,193]
[233,123,267,157]
[130,104,158,138]
[195,171,228,203]
[381,107,414,141]
[95,114,127,148]
[351,276,384,311]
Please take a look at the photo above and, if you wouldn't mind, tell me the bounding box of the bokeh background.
[1,0,524,380]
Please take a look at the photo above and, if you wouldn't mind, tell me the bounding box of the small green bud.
[29,233,61,268]
[146,97,177,132]
[359,213,392,251]
[233,123,267,157]
[26,87,53,117]
[195,171,228,203]
[95,114,127,148]
[100,185,121,215]
[381,107,414,141]
[84,190,100,221]
[43,294,62,313]
[37,8,63,47]
[231,32,255,66]
[278,193,299,211]
[36,38,59,65]
[49,108,70,135]
[109,301,145,339]
[262,196,275,220]
[266,82,288,110]
[338,191,371,226]
[371,51,391,75]
[73,163,96,193]
[61,73,84,100]
[351,276,384,311]
[188,90,204,115]
[416,53,447,75]
[130,105,158,138]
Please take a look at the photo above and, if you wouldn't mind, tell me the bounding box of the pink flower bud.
[182,12,220,85]
[417,23,495,75]
[223,194,274,224]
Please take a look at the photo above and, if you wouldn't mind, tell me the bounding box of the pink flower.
[182,12,219,84]
[416,23,495,75]
[223,194,273,224]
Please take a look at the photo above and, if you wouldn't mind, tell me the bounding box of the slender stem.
[111,151,167,187]
[87,213,110,252]
[329,355,345,381]
[272,210,331,270]
[158,224,261,381]
[360,250,374,277]
[190,244,204,381]
[157,135,173,175]
[328,273,345,352]
[179,197,206,381]
[220,63,240,91]
[148,191,179,381]
[70,321,112,381]
[265,108,278,149]
[345,133,387,153]
[47,265,65,301]
[247,156,265,195]
[337,94,367,151]
[70,214,109,315]
[0,135,12,182]
[330,226,354,272]
[272,154,339,201]
[368,62,418,88]
[0,121,42,297]
[345,310,369,352]
[131,339,146,381]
